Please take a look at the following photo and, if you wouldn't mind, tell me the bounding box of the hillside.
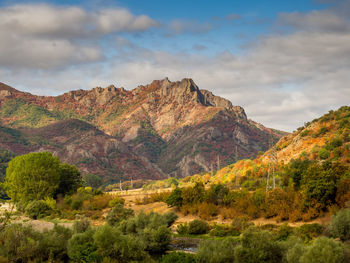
[208,106,350,184]
[0,119,165,183]
[0,79,285,180]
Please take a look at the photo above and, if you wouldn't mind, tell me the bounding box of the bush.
[176,223,189,235]
[67,229,99,263]
[330,209,350,241]
[73,216,90,233]
[106,204,134,226]
[318,148,330,160]
[163,211,178,227]
[330,137,343,148]
[198,202,219,220]
[234,227,283,263]
[188,219,210,235]
[166,187,183,207]
[108,196,125,207]
[197,237,238,263]
[210,224,239,237]
[300,129,310,137]
[295,223,325,242]
[93,224,147,262]
[0,224,43,262]
[86,194,113,210]
[40,224,72,261]
[300,237,344,263]
[25,200,51,219]
[117,211,172,253]
[161,252,196,263]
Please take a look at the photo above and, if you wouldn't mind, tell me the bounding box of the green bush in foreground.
[197,237,238,263]
[330,208,350,241]
[67,229,99,263]
[299,237,344,263]
[25,200,51,219]
[234,227,283,263]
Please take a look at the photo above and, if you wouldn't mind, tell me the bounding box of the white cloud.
[0,4,157,69]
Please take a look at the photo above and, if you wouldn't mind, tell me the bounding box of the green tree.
[56,163,82,196]
[302,163,337,208]
[166,187,183,207]
[4,152,60,203]
[83,174,102,189]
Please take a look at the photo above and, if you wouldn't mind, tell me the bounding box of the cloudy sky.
[0,0,349,131]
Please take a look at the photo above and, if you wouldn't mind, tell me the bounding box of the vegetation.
[4,152,82,204]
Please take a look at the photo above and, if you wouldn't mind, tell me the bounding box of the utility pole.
[130,177,133,189]
[119,180,122,191]
[266,136,278,192]
[217,155,220,171]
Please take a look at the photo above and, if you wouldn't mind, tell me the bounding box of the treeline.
[166,159,350,221]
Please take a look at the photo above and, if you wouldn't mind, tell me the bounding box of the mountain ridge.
[0,78,286,181]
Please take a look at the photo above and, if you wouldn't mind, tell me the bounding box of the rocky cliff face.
[0,79,285,181]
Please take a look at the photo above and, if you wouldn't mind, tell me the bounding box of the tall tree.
[4,152,60,203]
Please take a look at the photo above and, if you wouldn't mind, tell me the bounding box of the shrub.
[330,137,343,148]
[161,252,196,263]
[188,219,210,235]
[86,194,113,210]
[330,209,350,241]
[166,187,183,207]
[163,211,178,227]
[117,211,172,253]
[335,178,350,207]
[234,227,283,263]
[93,224,147,261]
[276,224,294,241]
[73,216,90,233]
[108,196,125,207]
[210,224,239,237]
[300,237,344,263]
[295,223,325,242]
[198,202,219,220]
[40,224,72,261]
[0,224,43,262]
[318,148,330,160]
[197,237,238,263]
[67,229,99,263]
[106,204,134,226]
[25,200,51,219]
[71,198,83,210]
[176,223,189,235]
[300,129,310,137]
[231,216,253,232]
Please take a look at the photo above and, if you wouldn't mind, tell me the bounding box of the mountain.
[0,79,285,181]
[0,119,165,182]
[210,106,350,183]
